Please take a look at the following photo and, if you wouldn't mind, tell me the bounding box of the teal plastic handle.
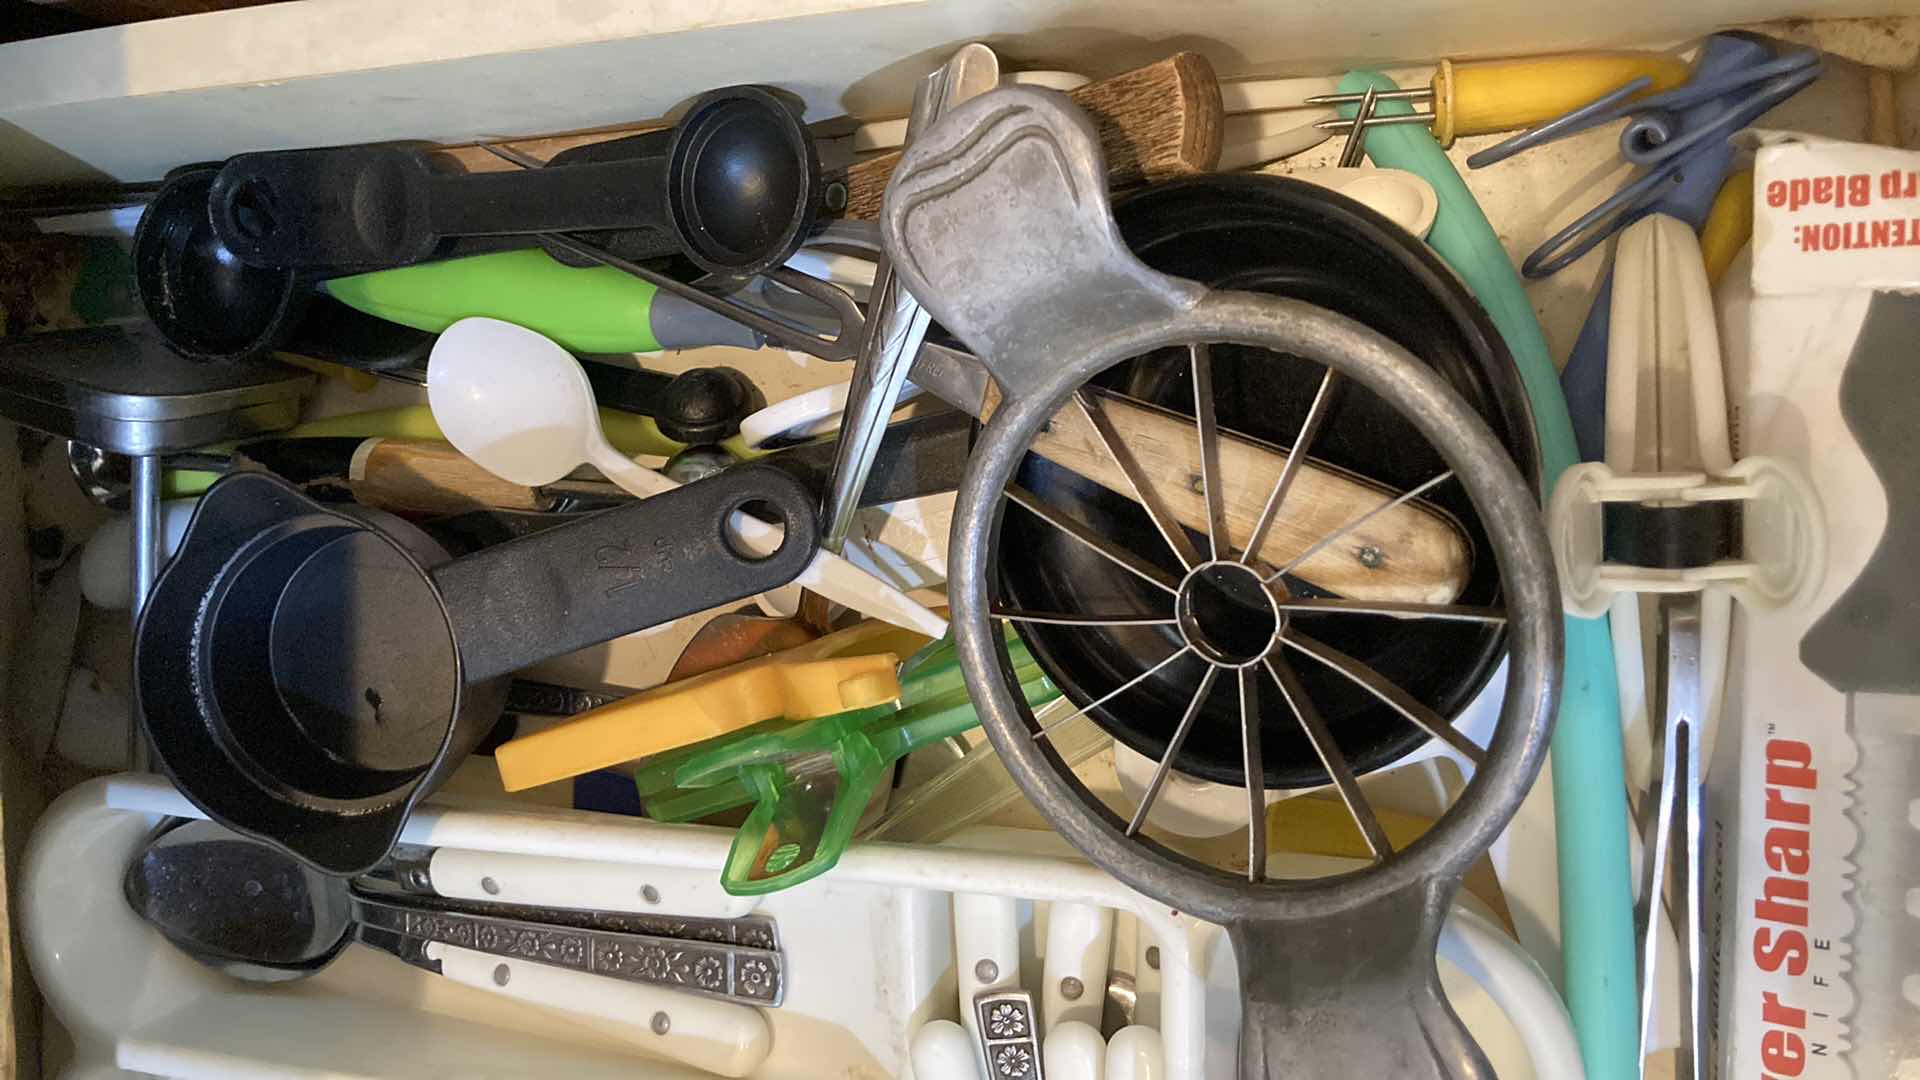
[1338,71,1636,1080]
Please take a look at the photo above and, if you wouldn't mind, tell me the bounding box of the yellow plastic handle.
[494,619,927,792]
[1699,168,1755,288]
[1434,51,1692,146]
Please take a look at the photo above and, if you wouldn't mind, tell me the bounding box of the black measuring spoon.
[134,164,446,365]
[207,85,820,278]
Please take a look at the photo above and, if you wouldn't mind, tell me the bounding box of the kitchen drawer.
[2,4,1917,1078]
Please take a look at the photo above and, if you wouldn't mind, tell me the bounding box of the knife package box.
[1710,214,1920,1077]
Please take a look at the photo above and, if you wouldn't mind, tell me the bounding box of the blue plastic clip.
[1470,37,1822,280]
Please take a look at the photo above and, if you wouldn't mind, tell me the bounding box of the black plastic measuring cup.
[135,466,816,876]
[207,85,820,278]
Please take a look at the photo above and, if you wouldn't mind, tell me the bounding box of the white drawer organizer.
[25,775,1576,1078]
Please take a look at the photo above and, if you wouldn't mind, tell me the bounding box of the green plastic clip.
[636,629,1058,895]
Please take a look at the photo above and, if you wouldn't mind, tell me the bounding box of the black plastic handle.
[429,463,816,684]
[208,84,818,277]
[422,156,672,241]
[209,145,672,272]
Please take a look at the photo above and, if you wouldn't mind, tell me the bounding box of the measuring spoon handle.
[429,464,817,684]
[210,145,674,273]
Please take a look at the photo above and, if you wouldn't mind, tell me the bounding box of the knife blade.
[1797,292,1920,1075]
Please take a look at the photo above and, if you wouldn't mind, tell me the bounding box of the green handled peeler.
[637,630,1059,895]
[323,248,765,355]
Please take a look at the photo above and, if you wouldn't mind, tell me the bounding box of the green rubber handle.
[325,248,666,354]
[1338,70,1636,1080]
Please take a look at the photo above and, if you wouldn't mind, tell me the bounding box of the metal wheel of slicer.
[881,87,1562,1078]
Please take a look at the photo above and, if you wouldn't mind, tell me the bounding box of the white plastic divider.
[34,772,1591,1076]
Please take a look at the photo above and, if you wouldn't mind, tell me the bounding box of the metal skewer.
[1336,86,1381,166]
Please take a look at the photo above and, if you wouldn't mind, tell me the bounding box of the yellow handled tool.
[1310,51,1691,147]
[494,620,929,791]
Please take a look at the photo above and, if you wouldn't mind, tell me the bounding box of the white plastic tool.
[1105,1026,1165,1080]
[1217,111,1335,170]
[427,317,948,638]
[735,340,933,449]
[428,941,772,1077]
[1277,165,1440,238]
[1547,214,1825,1072]
[911,1019,982,1079]
[1044,1020,1109,1080]
[420,848,759,919]
[784,247,879,300]
[1041,902,1114,1031]
[738,382,854,449]
[1551,216,1823,623]
[1550,462,1822,620]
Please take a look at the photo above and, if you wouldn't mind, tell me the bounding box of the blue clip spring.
[1471,43,1823,279]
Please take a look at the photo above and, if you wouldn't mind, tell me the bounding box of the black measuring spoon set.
[135,84,829,364]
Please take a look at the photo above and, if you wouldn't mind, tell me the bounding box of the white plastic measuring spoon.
[427,317,948,638]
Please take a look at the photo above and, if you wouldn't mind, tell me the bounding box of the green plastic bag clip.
[636,629,1058,895]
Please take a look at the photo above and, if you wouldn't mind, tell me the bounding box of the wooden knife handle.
[235,437,554,515]
[351,438,553,514]
[841,51,1224,220]
[980,383,1470,604]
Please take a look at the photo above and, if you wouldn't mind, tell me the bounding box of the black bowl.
[995,174,1540,788]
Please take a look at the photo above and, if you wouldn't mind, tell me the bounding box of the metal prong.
[1338,86,1381,168]
[1265,655,1391,859]
[1191,344,1231,560]
[1125,666,1221,836]
[1312,112,1438,133]
[1637,594,1705,1079]
[1035,647,1192,742]
[1074,389,1203,571]
[1241,368,1337,568]
[1005,486,1182,595]
[1303,88,1434,106]
[1239,667,1268,881]
[1282,630,1487,766]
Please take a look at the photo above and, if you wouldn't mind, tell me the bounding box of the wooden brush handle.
[981,384,1470,604]
[841,51,1224,220]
